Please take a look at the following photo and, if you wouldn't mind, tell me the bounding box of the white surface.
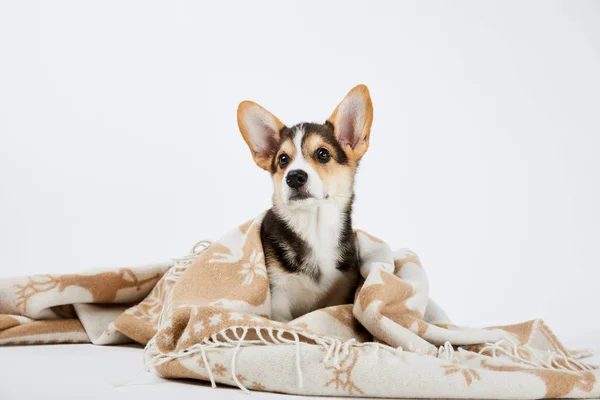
[0,344,304,399]
[0,0,598,358]
[1,344,598,399]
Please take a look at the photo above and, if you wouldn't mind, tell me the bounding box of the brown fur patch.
[302,134,355,207]
[272,138,297,205]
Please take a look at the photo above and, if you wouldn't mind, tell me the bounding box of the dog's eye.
[315,148,331,163]
[278,154,289,169]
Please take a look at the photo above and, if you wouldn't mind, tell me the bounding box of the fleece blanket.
[1,213,598,399]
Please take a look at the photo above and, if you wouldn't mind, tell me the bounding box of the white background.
[1,0,599,352]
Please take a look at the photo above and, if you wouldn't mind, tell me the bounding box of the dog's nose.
[286,170,308,189]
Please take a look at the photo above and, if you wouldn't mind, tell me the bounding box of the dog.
[237,85,373,322]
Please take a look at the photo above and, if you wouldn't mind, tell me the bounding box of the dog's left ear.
[237,101,285,171]
[328,84,373,161]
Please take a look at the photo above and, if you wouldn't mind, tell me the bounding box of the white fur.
[270,127,354,322]
[269,203,352,321]
[280,126,325,205]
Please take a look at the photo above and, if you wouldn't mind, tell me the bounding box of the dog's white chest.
[303,206,342,277]
[269,204,354,321]
[269,259,348,321]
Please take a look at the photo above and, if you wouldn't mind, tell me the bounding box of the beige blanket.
[1,213,598,399]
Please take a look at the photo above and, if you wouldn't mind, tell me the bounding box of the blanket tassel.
[111,365,150,388]
[478,339,598,372]
[200,345,217,388]
[231,327,250,394]
[292,331,304,389]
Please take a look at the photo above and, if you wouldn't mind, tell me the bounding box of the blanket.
[1,213,598,399]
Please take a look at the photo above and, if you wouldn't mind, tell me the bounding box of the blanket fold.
[1,214,597,399]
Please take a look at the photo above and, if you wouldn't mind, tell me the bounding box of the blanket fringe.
[437,341,459,363]
[142,325,401,393]
[112,365,150,388]
[154,240,213,335]
[143,325,598,394]
[478,339,598,372]
[231,327,250,393]
[140,239,597,393]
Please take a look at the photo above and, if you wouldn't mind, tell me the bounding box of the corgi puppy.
[237,85,373,322]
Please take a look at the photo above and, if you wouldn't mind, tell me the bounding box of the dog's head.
[237,84,373,210]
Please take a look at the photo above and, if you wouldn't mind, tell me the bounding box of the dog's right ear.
[237,101,285,171]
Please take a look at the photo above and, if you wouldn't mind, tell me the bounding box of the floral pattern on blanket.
[0,214,597,399]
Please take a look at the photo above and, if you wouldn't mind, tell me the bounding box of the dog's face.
[237,85,373,210]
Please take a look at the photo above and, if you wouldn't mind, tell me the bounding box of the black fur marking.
[335,194,358,273]
[269,126,296,174]
[298,123,348,165]
[260,201,359,284]
[269,123,348,174]
[261,209,321,282]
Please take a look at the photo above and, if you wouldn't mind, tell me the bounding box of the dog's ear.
[328,84,373,161]
[237,101,285,171]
